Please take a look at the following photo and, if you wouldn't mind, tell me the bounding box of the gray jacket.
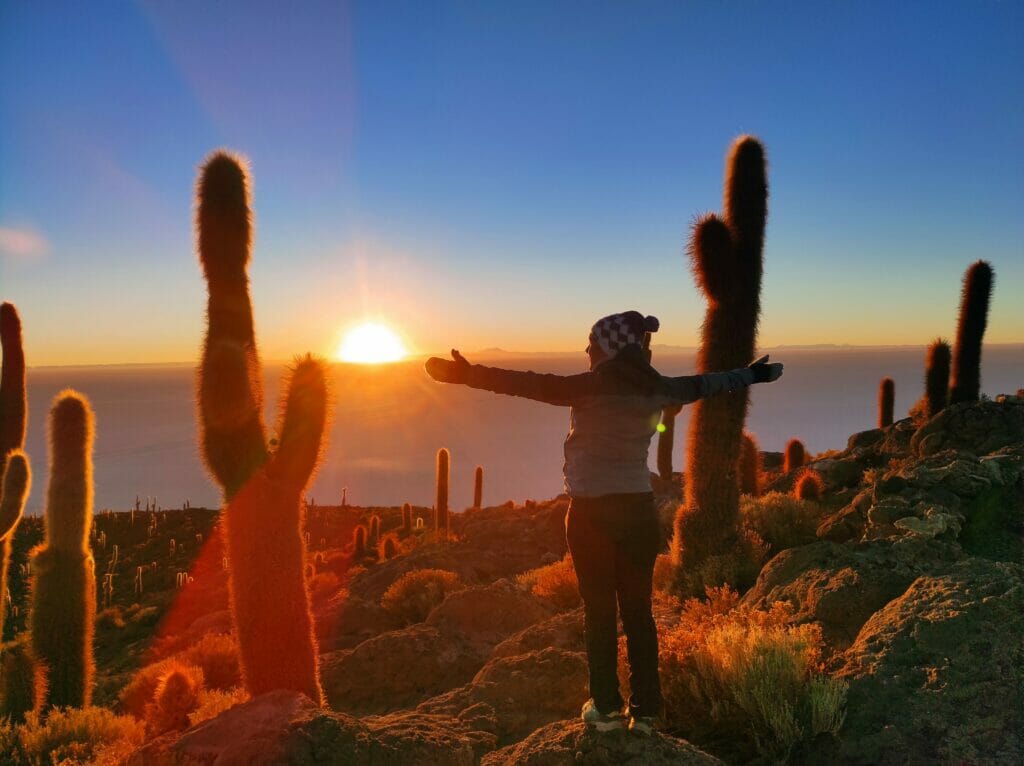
[461,345,756,497]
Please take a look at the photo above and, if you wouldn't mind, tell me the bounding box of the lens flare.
[336,323,407,363]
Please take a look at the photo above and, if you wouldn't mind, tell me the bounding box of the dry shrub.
[380,569,461,625]
[741,492,821,555]
[119,633,240,718]
[145,663,204,737]
[309,571,341,605]
[672,525,769,599]
[652,553,675,593]
[95,607,126,630]
[3,706,144,766]
[659,587,847,763]
[188,686,250,728]
[516,555,580,610]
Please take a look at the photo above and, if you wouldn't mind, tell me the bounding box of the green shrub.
[380,569,461,625]
[741,492,822,554]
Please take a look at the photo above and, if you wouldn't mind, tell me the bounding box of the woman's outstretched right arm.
[425,350,592,406]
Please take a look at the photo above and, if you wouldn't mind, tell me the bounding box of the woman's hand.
[425,349,472,383]
[748,354,784,383]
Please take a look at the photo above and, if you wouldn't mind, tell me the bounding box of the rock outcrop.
[829,559,1024,764]
[480,719,723,766]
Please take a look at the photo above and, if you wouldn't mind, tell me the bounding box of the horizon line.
[25,341,1024,370]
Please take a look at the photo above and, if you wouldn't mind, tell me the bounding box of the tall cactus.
[401,503,412,535]
[196,150,327,705]
[1,451,29,642]
[29,391,96,710]
[473,465,483,509]
[878,377,894,428]
[925,338,951,418]
[435,448,449,539]
[1,303,29,644]
[672,136,767,595]
[657,404,683,479]
[949,260,994,404]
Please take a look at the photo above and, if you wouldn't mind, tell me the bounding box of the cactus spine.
[738,432,761,497]
[435,448,450,539]
[949,260,993,404]
[925,338,952,418]
[671,137,767,595]
[473,465,483,509]
[657,404,683,479]
[784,439,806,474]
[1,303,29,644]
[196,151,326,705]
[878,377,894,428]
[29,391,97,710]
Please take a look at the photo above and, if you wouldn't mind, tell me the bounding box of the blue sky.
[1,1,1022,365]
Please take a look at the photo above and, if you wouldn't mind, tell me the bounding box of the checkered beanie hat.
[589,311,660,359]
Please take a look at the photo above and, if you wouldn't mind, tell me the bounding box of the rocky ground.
[5,394,1020,764]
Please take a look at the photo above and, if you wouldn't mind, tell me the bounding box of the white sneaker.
[581,699,626,731]
[628,715,656,735]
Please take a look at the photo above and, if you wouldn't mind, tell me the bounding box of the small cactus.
[784,438,806,474]
[473,466,484,509]
[878,377,894,428]
[368,515,381,548]
[949,260,994,404]
[353,525,367,557]
[737,432,761,496]
[401,502,412,535]
[29,391,97,711]
[146,663,204,736]
[794,469,825,502]
[435,448,450,539]
[924,338,952,418]
[380,534,398,560]
[414,517,424,530]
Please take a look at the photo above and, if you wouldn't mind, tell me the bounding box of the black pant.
[565,492,662,718]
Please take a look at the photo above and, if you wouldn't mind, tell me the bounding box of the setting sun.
[336,322,408,363]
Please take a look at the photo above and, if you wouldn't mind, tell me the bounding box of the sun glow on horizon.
[336,322,408,363]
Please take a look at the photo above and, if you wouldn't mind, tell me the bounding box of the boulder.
[417,647,589,745]
[128,690,489,765]
[742,537,963,652]
[479,719,723,765]
[830,559,1024,765]
[491,608,585,659]
[847,427,884,451]
[321,624,485,714]
[425,580,554,649]
[910,399,1024,457]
